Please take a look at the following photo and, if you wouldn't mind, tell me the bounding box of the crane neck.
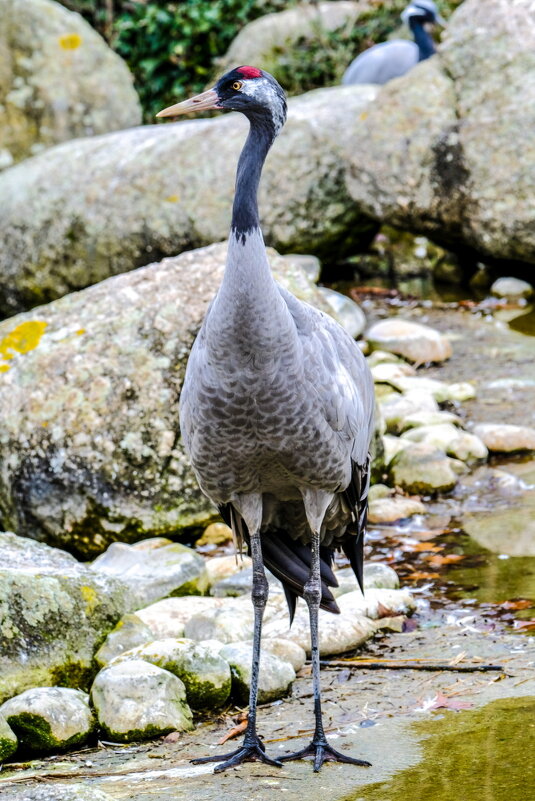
[409,18,436,61]
[231,116,276,242]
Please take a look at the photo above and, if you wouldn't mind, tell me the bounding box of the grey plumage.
[157,66,375,772]
[342,1,446,86]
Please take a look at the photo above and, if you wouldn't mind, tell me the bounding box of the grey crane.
[342,1,446,86]
[157,66,375,773]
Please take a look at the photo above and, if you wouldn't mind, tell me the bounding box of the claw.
[280,737,371,772]
[191,736,282,772]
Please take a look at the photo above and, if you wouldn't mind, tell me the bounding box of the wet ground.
[1,286,534,800]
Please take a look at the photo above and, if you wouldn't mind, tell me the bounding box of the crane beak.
[156,89,221,118]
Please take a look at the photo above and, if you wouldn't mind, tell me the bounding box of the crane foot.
[280,737,371,772]
[191,736,283,772]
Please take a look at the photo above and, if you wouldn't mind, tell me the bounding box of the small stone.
[473,424,535,453]
[363,563,400,591]
[262,638,307,672]
[94,614,155,668]
[0,713,17,762]
[389,442,459,494]
[184,604,254,644]
[196,523,233,547]
[219,643,295,704]
[368,495,426,523]
[91,661,193,742]
[92,540,209,607]
[444,382,477,402]
[491,277,534,300]
[402,424,488,463]
[338,588,416,620]
[263,602,376,656]
[317,287,366,338]
[205,554,252,588]
[366,350,406,367]
[283,254,321,283]
[0,687,95,753]
[368,483,391,502]
[366,319,452,364]
[400,410,462,431]
[380,390,439,434]
[110,638,231,710]
[371,362,416,384]
[382,434,410,466]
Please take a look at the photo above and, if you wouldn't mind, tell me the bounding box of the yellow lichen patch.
[80,585,99,614]
[165,195,179,203]
[0,321,48,371]
[76,329,85,336]
[59,33,82,50]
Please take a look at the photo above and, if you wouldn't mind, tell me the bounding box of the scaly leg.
[191,530,282,772]
[280,529,371,772]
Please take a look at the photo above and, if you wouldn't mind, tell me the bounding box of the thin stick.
[319,660,504,673]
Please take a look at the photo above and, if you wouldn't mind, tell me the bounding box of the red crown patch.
[236,66,262,79]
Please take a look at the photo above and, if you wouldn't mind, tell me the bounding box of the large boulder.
[0,532,135,703]
[348,0,535,266]
[0,0,141,170]
[215,2,367,77]
[0,85,377,316]
[0,243,363,555]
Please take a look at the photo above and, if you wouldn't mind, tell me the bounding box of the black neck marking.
[231,114,276,243]
[409,18,436,61]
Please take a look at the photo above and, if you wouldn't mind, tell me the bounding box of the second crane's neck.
[231,117,275,242]
[409,18,436,61]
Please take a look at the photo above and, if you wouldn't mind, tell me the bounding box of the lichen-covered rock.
[367,319,452,364]
[0,0,141,168]
[216,2,366,77]
[109,638,232,710]
[0,243,371,555]
[0,86,377,316]
[0,713,17,762]
[316,287,366,339]
[348,0,535,267]
[94,614,154,669]
[184,605,254,644]
[135,596,230,640]
[399,410,462,431]
[261,638,307,673]
[473,423,535,453]
[219,643,295,704]
[0,532,135,703]
[388,442,461,494]
[0,687,95,753]
[196,522,233,547]
[92,539,209,607]
[362,563,400,591]
[91,661,193,742]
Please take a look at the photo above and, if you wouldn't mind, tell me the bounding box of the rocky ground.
[0,287,533,800]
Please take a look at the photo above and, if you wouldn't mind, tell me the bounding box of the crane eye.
[232,81,243,91]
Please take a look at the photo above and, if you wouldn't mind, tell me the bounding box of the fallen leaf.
[404,571,440,581]
[500,599,533,611]
[400,540,443,553]
[218,719,248,745]
[425,553,465,566]
[513,619,535,632]
[416,692,473,712]
[448,651,466,666]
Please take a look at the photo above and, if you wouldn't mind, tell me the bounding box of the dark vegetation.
[60,1,462,120]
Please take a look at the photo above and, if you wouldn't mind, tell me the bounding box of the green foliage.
[272,0,464,96]
[111,1,295,121]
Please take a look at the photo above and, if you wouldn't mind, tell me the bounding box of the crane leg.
[191,530,282,772]
[280,529,371,772]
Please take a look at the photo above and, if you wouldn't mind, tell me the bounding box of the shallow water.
[342,697,535,801]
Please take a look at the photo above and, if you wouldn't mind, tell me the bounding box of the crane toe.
[280,737,371,772]
[191,736,283,772]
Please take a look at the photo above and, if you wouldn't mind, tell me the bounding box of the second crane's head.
[157,66,287,138]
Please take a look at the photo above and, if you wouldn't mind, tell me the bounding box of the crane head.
[401,1,446,26]
[156,67,287,136]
